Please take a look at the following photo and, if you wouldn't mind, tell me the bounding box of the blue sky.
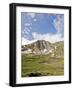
[21,12,64,45]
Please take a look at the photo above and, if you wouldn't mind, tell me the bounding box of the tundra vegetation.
[21,40,64,77]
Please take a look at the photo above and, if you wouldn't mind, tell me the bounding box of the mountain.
[21,40,64,57]
[52,41,64,57]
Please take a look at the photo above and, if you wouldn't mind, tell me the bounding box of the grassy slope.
[21,54,64,77]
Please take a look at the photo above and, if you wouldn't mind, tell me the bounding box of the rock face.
[21,40,64,57]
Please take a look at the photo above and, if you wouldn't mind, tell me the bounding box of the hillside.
[21,40,64,57]
[21,40,64,77]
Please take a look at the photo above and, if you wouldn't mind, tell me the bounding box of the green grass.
[21,54,64,77]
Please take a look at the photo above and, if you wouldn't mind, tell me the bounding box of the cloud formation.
[27,13,35,18]
[21,13,64,45]
[32,32,64,43]
[53,15,64,33]
[25,23,32,26]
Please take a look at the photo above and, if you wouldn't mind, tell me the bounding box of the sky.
[21,12,64,45]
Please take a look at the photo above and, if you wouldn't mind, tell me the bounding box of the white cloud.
[29,27,32,29]
[27,13,35,18]
[22,27,30,38]
[32,32,64,43]
[33,18,37,22]
[53,15,64,33]
[24,30,29,34]
[22,37,37,45]
[22,37,30,45]
[22,32,64,45]
[25,23,31,26]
